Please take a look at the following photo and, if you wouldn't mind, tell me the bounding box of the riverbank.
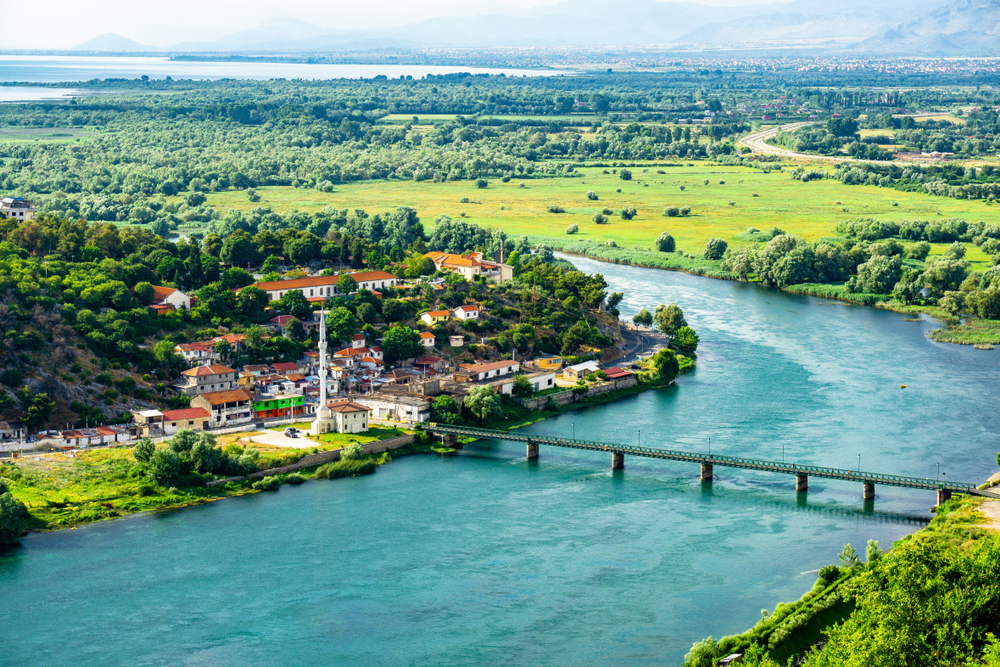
[548,239,1000,346]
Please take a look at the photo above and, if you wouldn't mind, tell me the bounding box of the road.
[603,324,666,368]
[739,121,921,167]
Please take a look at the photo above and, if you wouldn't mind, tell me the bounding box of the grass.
[182,161,1000,272]
[927,317,1000,345]
[0,127,96,143]
[266,423,409,447]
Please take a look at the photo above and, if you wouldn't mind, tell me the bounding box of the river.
[2,258,998,666]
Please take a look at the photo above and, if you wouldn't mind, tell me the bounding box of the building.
[176,365,238,397]
[356,394,431,423]
[271,361,301,375]
[449,335,465,347]
[190,389,255,428]
[0,197,37,221]
[254,394,305,420]
[453,305,480,320]
[524,371,557,392]
[251,271,399,303]
[421,310,450,325]
[174,342,220,367]
[424,251,513,283]
[418,331,436,349]
[326,399,370,433]
[160,408,212,434]
[148,286,191,313]
[454,360,520,382]
[603,367,634,381]
[0,421,27,441]
[563,361,600,382]
[529,356,564,371]
[414,356,447,373]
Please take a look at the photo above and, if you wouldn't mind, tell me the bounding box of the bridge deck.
[428,424,990,495]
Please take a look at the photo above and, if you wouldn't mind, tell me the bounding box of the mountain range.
[70,0,1000,55]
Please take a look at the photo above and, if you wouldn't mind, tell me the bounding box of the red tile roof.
[271,362,299,372]
[326,400,370,413]
[161,408,211,421]
[150,285,178,302]
[195,389,253,405]
[181,365,235,377]
[253,271,396,293]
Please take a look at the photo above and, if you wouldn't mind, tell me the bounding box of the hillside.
[71,33,161,52]
[859,0,1000,54]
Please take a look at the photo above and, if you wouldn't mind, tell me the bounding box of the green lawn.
[188,162,1000,271]
[0,127,96,143]
[267,423,409,447]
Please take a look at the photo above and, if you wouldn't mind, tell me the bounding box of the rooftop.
[181,365,235,377]
[196,389,253,405]
[161,407,211,421]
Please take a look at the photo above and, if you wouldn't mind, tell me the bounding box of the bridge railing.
[426,424,977,492]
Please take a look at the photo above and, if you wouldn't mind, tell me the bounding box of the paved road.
[604,324,665,368]
[739,121,921,167]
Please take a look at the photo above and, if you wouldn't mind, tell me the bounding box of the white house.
[419,331,436,349]
[454,305,480,320]
[356,395,431,423]
[563,361,601,382]
[327,400,370,433]
[0,197,36,221]
[524,371,557,392]
[251,271,398,302]
[149,286,191,313]
[454,360,520,382]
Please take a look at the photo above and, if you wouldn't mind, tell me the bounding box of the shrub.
[605,239,617,247]
[601,207,613,215]
[341,442,365,460]
[547,204,565,213]
[592,213,608,224]
[475,178,488,189]
[565,223,579,234]
[252,476,281,491]
[679,185,685,190]
[587,190,599,200]
[286,473,306,485]
[655,232,676,252]
[818,564,839,583]
[620,206,637,220]
[680,206,691,216]
[664,207,680,217]
[704,238,728,260]
[619,168,632,181]
[314,458,377,479]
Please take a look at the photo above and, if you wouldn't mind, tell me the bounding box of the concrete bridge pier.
[936,488,952,507]
[700,463,713,481]
[796,474,808,492]
[863,482,875,501]
[442,434,458,448]
[526,440,539,460]
[612,452,624,470]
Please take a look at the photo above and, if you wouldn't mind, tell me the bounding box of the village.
[0,247,646,453]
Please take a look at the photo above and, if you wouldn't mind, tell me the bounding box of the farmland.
[175,162,1000,270]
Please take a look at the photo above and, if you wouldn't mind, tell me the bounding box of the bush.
[0,488,28,544]
[547,204,565,213]
[818,564,840,583]
[475,178,488,189]
[601,207,613,215]
[680,206,691,216]
[341,442,365,460]
[286,473,306,485]
[664,207,680,217]
[592,214,608,224]
[704,238,728,260]
[605,239,617,247]
[252,475,281,491]
[620,206,637,220]
[587,191,599,201]
[565,223,579,234]
[619,168,632,181]
[655,232,676,252]
[314,458,377,479]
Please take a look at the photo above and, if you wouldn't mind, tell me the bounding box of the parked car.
[284,428,298,438]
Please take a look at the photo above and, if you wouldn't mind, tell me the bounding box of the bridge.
[426,424,998,506]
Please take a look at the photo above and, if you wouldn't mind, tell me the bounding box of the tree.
[0,485,28,545]
[839,543,862,569]
[512,374,534,397]
[341,442,365,460]
[464,385,501,423]
[190,433,224,474]
[133,437,155,463]
[286,317,307,342]
[147,448,186,487]
[619,169,632,181]
[651,348,680,382]
[133,281,155,305]
[356,302,376,324]
[220,230,257,267]
[827,117,859,137]
[262,255,281,273]
[620,206,637,220]
[592,213,608,224]
[431,395,460,424]
[235,286,269,323]
[848,256,902,294]
[566,223,579,234]
[337,274,358,295]
[633,308,653,327]
[475,178,488,189]
[279,289,313,321]
[922,259,968,298]
[866,539,883,566]
[655,232,676,252]
[326,307,360,345]
[168,429,199,454]
[381,299,407,323]
[561,320,590,355]
[18,388,55,429]
[606,292,624,318]
[653,303,687,336]
[674,326,699,354]
[382,325,421,364]
[663,207,680,217]
[703,238,728,260]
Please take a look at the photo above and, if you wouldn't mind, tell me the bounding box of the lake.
[0,55,567,87]
[2,258,996,666]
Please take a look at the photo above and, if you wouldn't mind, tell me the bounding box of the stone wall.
[514,375,640,411]
[206,433,415,487]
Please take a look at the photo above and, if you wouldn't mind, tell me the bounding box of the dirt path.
[739,121,921,167]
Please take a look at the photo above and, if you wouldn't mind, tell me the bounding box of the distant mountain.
[72,33,161,52]
[859,0,1000,54]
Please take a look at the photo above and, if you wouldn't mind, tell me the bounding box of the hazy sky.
[10,0,784,50]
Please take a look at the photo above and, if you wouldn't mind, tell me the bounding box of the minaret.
[312,309,334,435]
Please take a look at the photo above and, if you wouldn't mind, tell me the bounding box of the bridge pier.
[796,474,808,493]
[936,488,952,507]
[441,434,458,448]
[612,452,624,470]
[701,463,713,481]
[863,482,875,501]
[526,440,539,460]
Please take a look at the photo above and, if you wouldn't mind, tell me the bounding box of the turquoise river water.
[3,256,999,666]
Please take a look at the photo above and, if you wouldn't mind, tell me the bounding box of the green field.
[0,127,96,143]
[378,113,602,124]
[186,162,999,269]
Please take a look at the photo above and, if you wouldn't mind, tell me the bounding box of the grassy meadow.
[184,161,1000,270]
[0,126,96,143]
